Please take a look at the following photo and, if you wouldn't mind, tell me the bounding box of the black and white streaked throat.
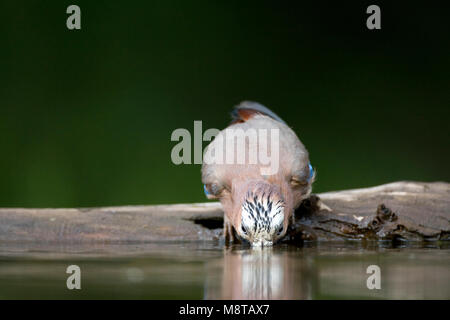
[240,191,285,246]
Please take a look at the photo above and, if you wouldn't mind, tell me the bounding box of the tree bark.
[0,181,448,243]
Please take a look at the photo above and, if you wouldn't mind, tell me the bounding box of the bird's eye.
[241,225,248,235]
[277,226,284,236]
[210,183,220,195]
[290,176,307,187]
[290,162,314,187]
[204,183,225,199]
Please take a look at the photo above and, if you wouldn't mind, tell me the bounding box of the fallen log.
[290,181,449,242]
[0,181,448,243]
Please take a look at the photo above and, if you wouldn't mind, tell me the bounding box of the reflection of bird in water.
[205,247,317,299]
[240,248,283,299]
[202,101,315,246]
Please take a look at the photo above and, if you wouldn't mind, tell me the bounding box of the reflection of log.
[0,181,448,243]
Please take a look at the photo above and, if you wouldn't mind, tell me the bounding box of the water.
[0,242,448,299]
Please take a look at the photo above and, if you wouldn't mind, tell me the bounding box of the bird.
[201,101,315,246]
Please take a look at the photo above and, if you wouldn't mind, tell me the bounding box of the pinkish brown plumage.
[202,101,315,246]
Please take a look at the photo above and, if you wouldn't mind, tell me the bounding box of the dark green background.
[1,1,449,207]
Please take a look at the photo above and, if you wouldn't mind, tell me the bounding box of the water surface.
[0,242,448,299]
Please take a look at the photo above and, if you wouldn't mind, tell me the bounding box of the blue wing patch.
[308,162,314,182]
[203,184,210,197]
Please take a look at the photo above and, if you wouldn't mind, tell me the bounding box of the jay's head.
[236,181,287,246]
[203,162,315,247]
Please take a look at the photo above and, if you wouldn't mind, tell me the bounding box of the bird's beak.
[251,239,273,247]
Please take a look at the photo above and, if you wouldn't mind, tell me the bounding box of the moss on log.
[0,181,448,243]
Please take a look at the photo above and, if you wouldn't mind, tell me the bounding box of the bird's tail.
[231,101,286,125]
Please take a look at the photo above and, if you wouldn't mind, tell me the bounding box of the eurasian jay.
[202,101,315,246]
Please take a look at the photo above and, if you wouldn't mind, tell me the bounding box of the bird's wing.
[231,101,286,125]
